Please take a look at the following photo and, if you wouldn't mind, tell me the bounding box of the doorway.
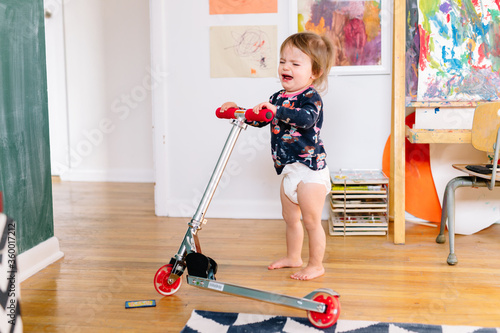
[43,0,69,177]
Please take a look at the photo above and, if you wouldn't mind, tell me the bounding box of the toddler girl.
[220,32,334,280]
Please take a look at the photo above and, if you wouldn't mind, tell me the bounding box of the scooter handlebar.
[215,107,238,119]
[215,107,273,123]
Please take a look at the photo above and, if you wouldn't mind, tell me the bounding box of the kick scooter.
[153,107,341,329]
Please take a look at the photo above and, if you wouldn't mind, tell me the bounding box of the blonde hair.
[280,32,334,94]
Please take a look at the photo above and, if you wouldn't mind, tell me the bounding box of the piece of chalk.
[125,299,156,309]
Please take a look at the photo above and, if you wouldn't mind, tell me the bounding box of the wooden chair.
[436,102,500,265]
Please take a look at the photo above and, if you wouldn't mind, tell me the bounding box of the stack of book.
[329,170,389,236]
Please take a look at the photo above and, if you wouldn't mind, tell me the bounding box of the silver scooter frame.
[166,116,248,286]
[155,109,340,328]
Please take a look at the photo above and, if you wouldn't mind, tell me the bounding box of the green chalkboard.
[0,0,54,254]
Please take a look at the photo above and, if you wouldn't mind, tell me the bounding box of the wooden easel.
[391,1,494,244]
[391,0,406,244]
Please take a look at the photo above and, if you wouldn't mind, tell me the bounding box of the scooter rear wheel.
[154,264,182,296]
[307,291,341,329]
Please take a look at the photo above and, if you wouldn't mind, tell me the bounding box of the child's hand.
[220,102,238,112]
[252,102,276,115]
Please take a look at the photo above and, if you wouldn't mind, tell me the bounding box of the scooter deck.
[187,275,331,313]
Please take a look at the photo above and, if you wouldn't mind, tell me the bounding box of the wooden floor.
[21,181,500,332]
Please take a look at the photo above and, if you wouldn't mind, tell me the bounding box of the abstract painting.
[298,0,389,75]
[210,25,277,78]
[417,0,500,101]
[406,0,420,102]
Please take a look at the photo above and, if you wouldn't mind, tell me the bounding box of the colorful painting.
[406,0,420,102]
[417,0,500,101]
[209,0,277,14]
[298,0,388,74]
[210,25,277,78]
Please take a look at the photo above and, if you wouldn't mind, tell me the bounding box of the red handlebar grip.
[216,107,273,123]
[245,108,273,123]
[215,107,238,119]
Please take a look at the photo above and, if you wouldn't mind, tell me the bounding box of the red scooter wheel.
[154,264,182,296]
[307,291,341,328]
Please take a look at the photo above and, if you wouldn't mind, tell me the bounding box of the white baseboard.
[18,236,64,282]
[161,198,330,220]
[59,169,154,183]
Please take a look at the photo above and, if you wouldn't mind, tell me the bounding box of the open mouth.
[281,74,293,81]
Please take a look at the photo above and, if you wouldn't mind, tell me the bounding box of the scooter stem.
[167,118,248,284]
[190,118,247,230]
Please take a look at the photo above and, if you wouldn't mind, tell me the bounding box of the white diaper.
[282,162,330,204]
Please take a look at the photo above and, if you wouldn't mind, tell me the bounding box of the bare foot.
[290,265,325,280]
[268,257,303,270]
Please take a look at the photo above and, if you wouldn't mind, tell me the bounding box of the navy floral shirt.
[248,86,327,175]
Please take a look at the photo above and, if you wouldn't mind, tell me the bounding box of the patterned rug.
[181,310,500,333]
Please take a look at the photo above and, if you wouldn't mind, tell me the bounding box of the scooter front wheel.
[307,291,341,329]
[154,264,182,296]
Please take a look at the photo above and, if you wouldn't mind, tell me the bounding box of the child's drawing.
[209,0,277,14]
[210,25,277,78]
[417,0,500,101]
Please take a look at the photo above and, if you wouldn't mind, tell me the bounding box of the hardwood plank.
[406,128,472,144]
[20,181,500,332]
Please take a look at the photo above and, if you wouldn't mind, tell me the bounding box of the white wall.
[55,0,392,217]
[151,0,393,219]
[61,0,153,182]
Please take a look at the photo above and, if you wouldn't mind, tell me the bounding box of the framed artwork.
[209,0,278,15]
[296,0,391,75]
[210,25,278,78]
[416,0,500,101]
